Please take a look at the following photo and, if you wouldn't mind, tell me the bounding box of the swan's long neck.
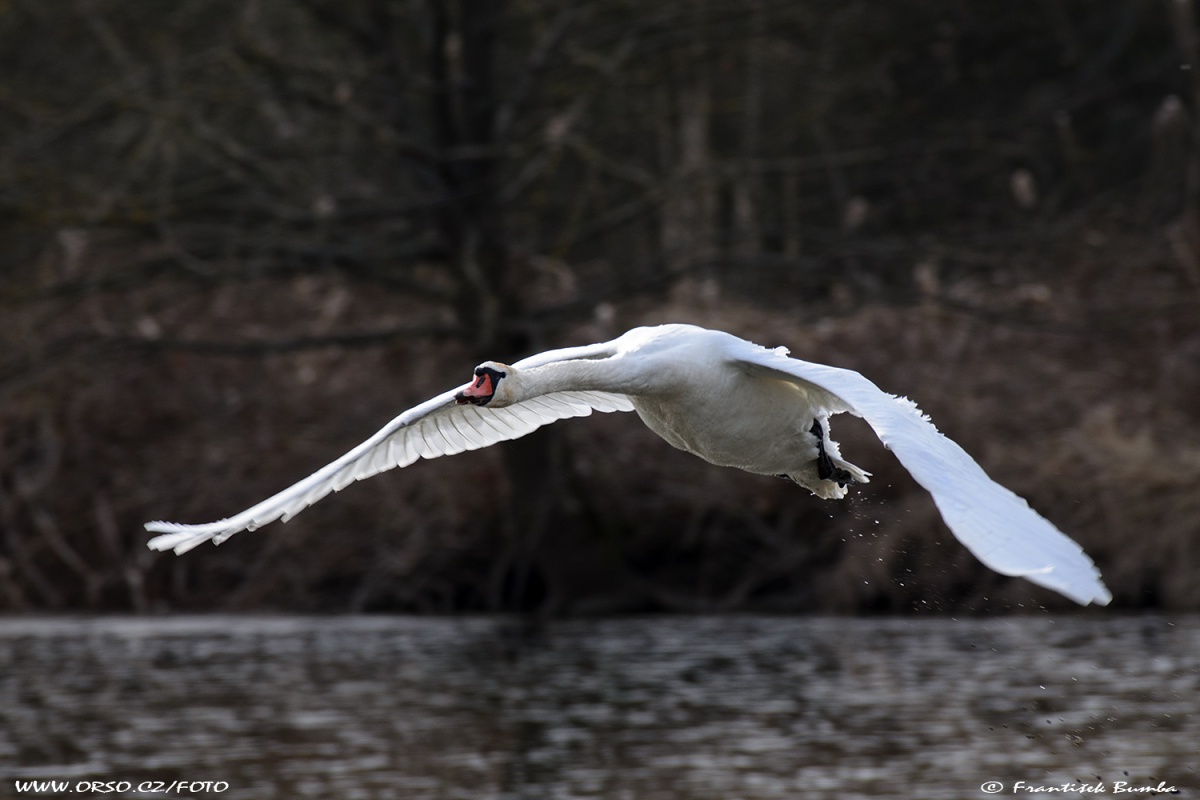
[514,357,648,401]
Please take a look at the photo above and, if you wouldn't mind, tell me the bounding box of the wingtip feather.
[145,520,226,554]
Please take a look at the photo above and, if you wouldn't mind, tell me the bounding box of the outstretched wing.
[145,364,633,554]
[728,342,1111,607]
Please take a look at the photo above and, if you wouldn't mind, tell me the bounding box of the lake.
[1,615,1195,799]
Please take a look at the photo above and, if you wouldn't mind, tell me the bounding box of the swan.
[145,323,1111,606]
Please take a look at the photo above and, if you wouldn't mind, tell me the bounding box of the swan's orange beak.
[455,371,494,405]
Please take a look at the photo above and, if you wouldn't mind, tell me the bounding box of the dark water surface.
[1,615,1196,799]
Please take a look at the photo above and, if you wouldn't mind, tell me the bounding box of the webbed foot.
[810,420,853,487]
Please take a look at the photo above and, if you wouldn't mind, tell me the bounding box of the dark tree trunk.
[424,0,583,610]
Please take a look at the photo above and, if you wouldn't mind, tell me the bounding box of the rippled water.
[0,615,1196,799]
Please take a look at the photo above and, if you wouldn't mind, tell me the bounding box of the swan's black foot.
[810,421,853,488]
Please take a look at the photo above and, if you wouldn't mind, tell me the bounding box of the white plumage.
[146,323,1110,606]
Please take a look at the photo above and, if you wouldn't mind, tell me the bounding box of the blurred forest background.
[1,0,1198,614]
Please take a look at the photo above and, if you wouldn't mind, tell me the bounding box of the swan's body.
[146,324,1111,606]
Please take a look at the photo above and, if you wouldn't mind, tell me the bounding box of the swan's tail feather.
[836,460,872,486]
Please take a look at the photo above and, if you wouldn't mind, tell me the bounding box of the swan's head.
[455,362,513,407]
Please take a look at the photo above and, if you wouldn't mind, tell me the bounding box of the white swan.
[146,323,1111,606]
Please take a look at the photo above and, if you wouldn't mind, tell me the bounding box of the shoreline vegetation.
[1,0,1197,613]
